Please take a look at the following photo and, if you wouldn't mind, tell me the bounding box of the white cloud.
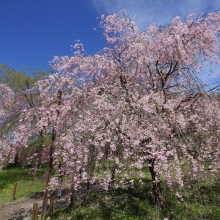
[90,0,220,84]
[90,0,220,30]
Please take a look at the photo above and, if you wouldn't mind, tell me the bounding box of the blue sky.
[0,0,220,84]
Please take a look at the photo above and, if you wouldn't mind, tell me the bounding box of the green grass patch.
[51,177,220,220]
[0,167,45,204]
[1,167,220,219]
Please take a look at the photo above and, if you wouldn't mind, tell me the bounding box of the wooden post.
[12,182,17,200]
[32,203,38,220]
[49,192,54,216]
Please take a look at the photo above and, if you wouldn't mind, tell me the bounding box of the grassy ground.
[51,178,220,220]
[0,167,220,219]
[0,167,45,204]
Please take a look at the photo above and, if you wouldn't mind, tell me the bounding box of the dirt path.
[0,184,99,220]
[0,196,68,220]
[0,198,42,220]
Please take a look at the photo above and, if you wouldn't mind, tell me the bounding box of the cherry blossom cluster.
[1,11,220,203]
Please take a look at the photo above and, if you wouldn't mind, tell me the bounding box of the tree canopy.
[1,11,220,209]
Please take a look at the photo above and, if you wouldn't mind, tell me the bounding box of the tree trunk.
[148,159,163,206]
[41,90,62,220]
[70,186,75,207]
